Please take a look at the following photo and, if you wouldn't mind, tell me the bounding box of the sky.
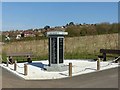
[2,2,118,31]
[1,0,120,2]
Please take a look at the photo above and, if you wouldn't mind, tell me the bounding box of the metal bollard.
[14,61,17,71]
[69,63,72,77]
[97,58,100,71]
[24,64,28,75]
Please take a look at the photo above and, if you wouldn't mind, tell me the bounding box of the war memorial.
[44,31,68,71]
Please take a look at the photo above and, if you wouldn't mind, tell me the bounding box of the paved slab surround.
[0,60,119,80]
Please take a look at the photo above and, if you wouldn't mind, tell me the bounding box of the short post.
[6,58,9,67]
[97,58,100,71]
[24,64,27,75]
[14,60,17,71]
[69,63,72,77]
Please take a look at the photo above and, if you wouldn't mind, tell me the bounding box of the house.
[16,34,21,40]
[5,35,10,41]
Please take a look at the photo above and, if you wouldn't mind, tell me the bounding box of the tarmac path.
[1,67,119,88]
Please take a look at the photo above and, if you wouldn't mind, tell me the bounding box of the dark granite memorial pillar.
[45,31,68,71]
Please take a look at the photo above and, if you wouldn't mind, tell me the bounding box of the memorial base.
[44,64,68,72]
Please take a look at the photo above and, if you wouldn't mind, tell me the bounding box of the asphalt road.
[1,67,119,88]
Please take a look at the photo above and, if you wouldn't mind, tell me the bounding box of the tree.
[69,22,74,26]
[65,26,80,37]
[44,25,50,30]
[66,23,69,27]
[80,27,87,36]
[21,32,24,37]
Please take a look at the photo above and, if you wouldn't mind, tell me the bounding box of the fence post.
[6,57,9,67]
[24,64,28,75]
[97,58,100,71]
[69,63,72,77]
[14,60,17,71]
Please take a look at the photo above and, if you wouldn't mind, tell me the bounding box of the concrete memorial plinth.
[44,31,68,71]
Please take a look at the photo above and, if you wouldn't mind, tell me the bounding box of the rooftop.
[47,31,68,36]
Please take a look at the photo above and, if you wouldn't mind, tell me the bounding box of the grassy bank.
[2,33,118,62]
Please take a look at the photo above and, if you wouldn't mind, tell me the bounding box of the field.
[2,33,119,61]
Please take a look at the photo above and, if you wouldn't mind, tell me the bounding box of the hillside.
[2,33,118,61]
[2,22,118,42]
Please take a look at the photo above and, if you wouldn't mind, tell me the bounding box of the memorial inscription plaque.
[48,38,51,66]
[51,38,57,64]
[59,38,63,63]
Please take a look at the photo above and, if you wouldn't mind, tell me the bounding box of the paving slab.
[0,59,119,80]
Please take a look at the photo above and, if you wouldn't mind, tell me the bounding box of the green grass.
[2,54,48,63]
[2,52,97,63]
[2,52,118,63]
[64,52,98,59]
[2,52,7,62]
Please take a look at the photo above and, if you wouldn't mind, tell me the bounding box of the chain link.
[7,59,25,68]
[101,56,120,67]
[73,57,120,74]
[16,64,24,68]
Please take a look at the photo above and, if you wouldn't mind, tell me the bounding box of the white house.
[16,34,21,40]
[5,35,10,41]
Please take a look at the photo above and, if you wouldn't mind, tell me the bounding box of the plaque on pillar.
[59,38,63,63]
[51,38,57,64]
[48,38,51,66]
